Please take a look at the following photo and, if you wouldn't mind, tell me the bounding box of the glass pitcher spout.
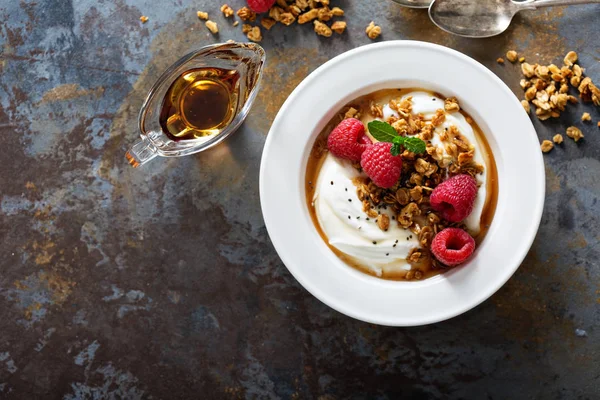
[125,42,266,168]
[126,136,158,168]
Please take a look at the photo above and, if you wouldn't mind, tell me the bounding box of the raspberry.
[327,118,368,162]
[358,134,372,145]
[430,174,477,222]
[247,0,276,13]
[431,228,476,266]
[360,142,403,189]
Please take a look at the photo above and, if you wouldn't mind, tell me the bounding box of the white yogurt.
[313,154,419,277]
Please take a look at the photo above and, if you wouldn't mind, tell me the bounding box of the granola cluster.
[501,50,599,153]
[341,96,484,274]
[516,51,586,121]
[365,21,382,40]
[196,2,380,42]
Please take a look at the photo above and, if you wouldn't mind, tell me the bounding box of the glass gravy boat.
[126,42,265,168]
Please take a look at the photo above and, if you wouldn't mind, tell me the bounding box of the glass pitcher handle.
[125,136,158,168]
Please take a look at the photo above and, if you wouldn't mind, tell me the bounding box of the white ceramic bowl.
[259,41,544,326]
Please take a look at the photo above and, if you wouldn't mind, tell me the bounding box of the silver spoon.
[390,0,432,9]
[429,0,600,38]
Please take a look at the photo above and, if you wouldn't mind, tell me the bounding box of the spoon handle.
[521,0,600,9]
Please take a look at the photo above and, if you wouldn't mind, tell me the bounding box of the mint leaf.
[391,136,403,156]
[368,120,398,143]
[367,120,426,156]
[402,136,426,154]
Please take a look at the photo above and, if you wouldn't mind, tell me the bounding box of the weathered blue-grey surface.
[0,0,599,399]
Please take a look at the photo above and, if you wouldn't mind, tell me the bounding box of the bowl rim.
[259,40,545,326]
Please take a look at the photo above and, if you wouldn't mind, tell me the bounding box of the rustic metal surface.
[1,1,599,399]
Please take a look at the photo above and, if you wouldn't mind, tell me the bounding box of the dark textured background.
[0,0,599,399]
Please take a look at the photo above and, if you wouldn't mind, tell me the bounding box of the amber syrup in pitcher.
[159,67,240,141]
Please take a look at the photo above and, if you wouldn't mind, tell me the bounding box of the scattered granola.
[197,1,349,41]
[242,24,252,34]
[512,50,599,126]
[566,126,584,142]
[553,134,563,144]
[376,214,390,231]
[344,107,358,119]
[331,7,344,16]
[205,20,219,34]
[261,17,276,30]
[314,20,332,37]
[280,12,296,26]
[521,62,535,78]
[540,140,554,153]
[237,6,256,21]
[366,21,381,40]
[317,7,333,21]
[331,21,346,34]
[221,4,234,17]
[431,109,446,126]
[506,50,518,63]
[269,6,284,21]
[139,16,148,23]
[579,77,600,106]
[564,51,578,67]
[407,248,422,264]
[444,97,460,113]
[246,26,262,42]
[497,58,505,64]
[289,4,302,16]
[582,112,591,122]
[298,9,319,24]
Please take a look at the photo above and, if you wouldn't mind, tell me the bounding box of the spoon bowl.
[429,0,521,38]
[429,0,600,38]
[390,0,433,9]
